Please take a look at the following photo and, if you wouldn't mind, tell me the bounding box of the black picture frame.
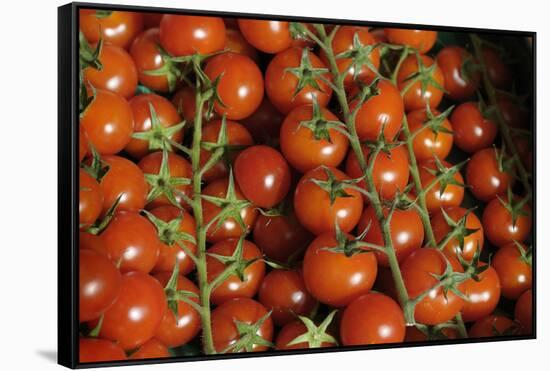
[58,2,537,369]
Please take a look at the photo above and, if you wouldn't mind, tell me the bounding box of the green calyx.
[402,52,447,97]
[142,209,196,247]
[298,97,347,142]
[84,195,122,236]
[207,235,257,283]
[497,188,530,228]
[422,104,454,139]
[460,55,481,84]
[493,144,515,174]
[142,44,184,93]
[309,166,360,205]
[81,144,109,182]
[423,156,467,196]
[222,311,273,353]
[436,207,480,257]
[131,103,186,153]
[94,10,112,19]
[511,240,532,266]
[286,310,338,348]
[320,220,385,257]
[335,32,382,81]
[163,263,200,317]
[79,32,103,71]
[285,48,329,97]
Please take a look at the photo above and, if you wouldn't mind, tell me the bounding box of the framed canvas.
[58,2,536,368]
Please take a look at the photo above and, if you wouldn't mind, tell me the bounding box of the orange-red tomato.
[384,29,437,54]
[418,159,465,213]
[303,233,377,307]
[79,169,103,229]
[436,46,480,101]
[492,242,532,299]
[159,15,225,56]
[79,125,89,162]
[276,320,335,350]
[460,265,501,322]
[469,315,518,338]
[80,10,144,49]
[482,196,532,247]
[340,293,405,345]
[237,19,292,54]
[397,54,445,111]
[405,108,454,162]
[515,289,533,334]
[129,339,170,360]
[225,28,259,61]
[130,28,172,92]
[404,326,458,342]
[241,98,284,144]
[79,338,127,363]
[466,147,514,202]
[449,102,498,153]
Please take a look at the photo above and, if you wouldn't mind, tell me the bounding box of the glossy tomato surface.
[460,264,501,322]
[418,159,465,213]
[79,169,104,229]
[482,196,532,247]
[159,15,225,56]
[492,242,532,299]
[449,102,497,153]
[436,46,480,101]
[466,147,513,202]
[397,54,444,111]
[80,10,144,49]
[384,29,437,54]
[405,108,454,162]
[79,338,127,363]
[275,320,335,350]
[130,28,171,92]
[237,19,292,53]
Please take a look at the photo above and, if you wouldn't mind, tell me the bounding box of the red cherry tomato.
[418,159,465,213]
[202,178,258,243]
[515,289,533,334]
[482,196,532,247]
[149,206,197,276]
[404,326,458,342]
[79,125,89,162]
[138,151,192,210]
[95,271,167,350]
[460,264,501,322]
[79,249,121,322]
[449,102,497,153]
[358,205,424,266]
[204,52,264,120]
[130,339,170,360]
[469,315,518,338]
[303,233,377,307]
[401,248,464,325]
[345,144,409,201]
[497,95,527,129]
[258,269,316,326]
[200,119,254,183]
[384,29,437,54]
[466,147,514,202]
[130,28,171,92]
[99,155,147,214]
[294,167,363,235]
[142,12,162,28]
[436,46,480,101]
[79,338,127,363]
[482,47,512,89]
[80,88,134,156]
[405,108,454,162]
[206,238,265,305]
[126,94,183,159]
[80,10,144,49]
[225,28,259,61]
[492,242,532,299]
[397,54,445,112]
[340,293,405,345]
[101,211,160,274]
[431,206,484,261]
[80,231,106,256]
[275,320,335,350]
[241,98,284,144]
[211,298,274,353]
[234,145,291,208]
[153,272,201,347]
[280,104,349,173]
[237,19,292,54]
[172,85,211,123]
[159,15,225,56]
[79,169,104,229]
[266,47,332,114]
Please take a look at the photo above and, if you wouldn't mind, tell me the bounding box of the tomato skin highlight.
[418,159,465,213]
[491,242,532,299]
[449,102,497,153]
[340,293,406,345]
[482,196,532,247]
[384,28,437,54]
[466,147,513,202]
[79,338,127,363]
[79,169,104,229]
[130,28,171,92]
[303,233,377,307]
[397,54,445,111]
[436,46,480,101]
[234,145,291,208]
[405,108,454,162]
[159,15,225,56]
[80,10,144,49]
[460,265,501,322]
[237,19,292,54]
[294,167,363,235]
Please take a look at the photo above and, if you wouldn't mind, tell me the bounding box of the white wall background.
[0,0,546,369]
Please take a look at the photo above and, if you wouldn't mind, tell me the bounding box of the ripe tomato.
[491,242,532,299]
[80,88,134,156]
[460,264,501,322]
[129,339,170,360]
[482,196,532,247]
[101,211,160,274]
[280,104,349,173]
[275,320,335,350]
[253,210,312,264]
[99,155,147,214]
[153,272,201,347]
[79,249,121,322]
[325,26,380,88]
[340,293,405,345]
[80,231,106,256]
[258,269,316,326]
[294,167,363,235]
[206,238,265,305]
[159,15,225,56]
[234,145,291,208]
[237,19,292,54]
[418,159,465,213]
[482,47,512,89]
[79,10,144,49]
[94,271,167,350]
[143,12,162,28]
[79,125,89,162]
[405,108,454,162]
[204,53,264,120]
[515,289,533,334]
[211,298,274,353]
[200,119,254,183]
[241,98,284,144]
[449,102,497,153]
[130,28,172,92]
[225,28,259,61]
[149,206,197,276]
[172,85,211,123]
[384,29,437,54]
[431,207,484,261]
[350,80,404,142]
[79,338,127,363]
[466,147,513,201]
[201,178,258,243]
[302,233,377,307]
[401,248,464,325]
[358,205,424,266]
[498,95,527,129]
[126,94,183,159]
[79,169,104,229]
[404,326,458,342]
[265,47,332,114]
[469,315,518,338]
[138,151,192,210]
[397,54,445,111]
[436,46,480,101]
[345,144,410,201]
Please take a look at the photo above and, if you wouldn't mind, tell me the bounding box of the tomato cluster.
[77,9,533,364]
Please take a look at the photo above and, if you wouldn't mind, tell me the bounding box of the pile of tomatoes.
[77,8,533,364]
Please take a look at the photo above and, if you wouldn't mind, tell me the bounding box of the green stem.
[454,313,468,338]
